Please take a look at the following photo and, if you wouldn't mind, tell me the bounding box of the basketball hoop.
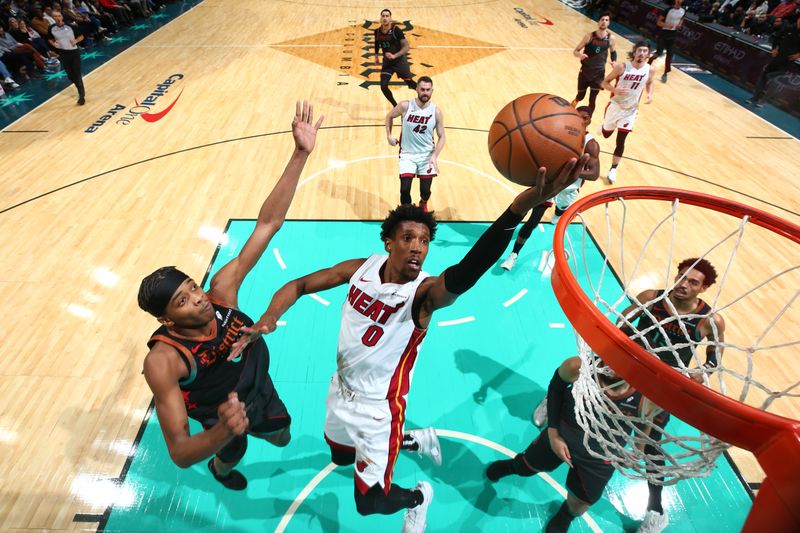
[550,187,800,532]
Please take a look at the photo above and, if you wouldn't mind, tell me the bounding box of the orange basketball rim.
[550,186,800,532]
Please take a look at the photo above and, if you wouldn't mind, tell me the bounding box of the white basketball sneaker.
[550,213,561,226]
[532,396,548,427]
[501,252,518,271]
[607,167,618,183]
[402,481,433,533]
[637,510,669,533]
[408,427,442,466]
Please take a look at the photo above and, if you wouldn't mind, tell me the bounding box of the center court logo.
[84,73,184,133]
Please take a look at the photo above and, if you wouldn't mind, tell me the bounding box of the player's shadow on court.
[404,430,556,524]
[433,222,486,249]
[453,348,545,423]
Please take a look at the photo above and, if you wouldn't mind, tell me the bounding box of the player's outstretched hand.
[511,154,590,215]
[218,392,249,436]
[293,101,325,154]
[547,428,573,468]
[228,316,278,361]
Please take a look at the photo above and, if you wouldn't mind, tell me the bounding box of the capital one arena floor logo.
[271,21,505,89]
[84,74,184,133]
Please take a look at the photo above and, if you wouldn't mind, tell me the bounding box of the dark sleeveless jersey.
[634,290,712,367]
[581,31,611,77]
[374,24,406,63]
[560,383,649,453]
[147,300,269,421]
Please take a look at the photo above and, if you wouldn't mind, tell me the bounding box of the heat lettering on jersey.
[406,114,432,124]
[622,73,646,82]
[347,285,405,324]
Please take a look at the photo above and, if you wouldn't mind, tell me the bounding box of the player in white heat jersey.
[230,156,589,532]
[600,41,655,183]
[386,75,445,212]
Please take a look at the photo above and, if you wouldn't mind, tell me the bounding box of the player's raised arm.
[414,156,589,324]
[207,101,324,306]
[228,259,366,358]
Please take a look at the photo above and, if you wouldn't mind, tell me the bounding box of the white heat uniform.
[324,254,430,493]
[399,99,438,177]
[602,61,650,132]
[550,132,594,209]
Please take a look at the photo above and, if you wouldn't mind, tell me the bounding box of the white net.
[559,194,800,485]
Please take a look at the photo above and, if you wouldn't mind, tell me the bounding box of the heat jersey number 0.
[362,324,384,347]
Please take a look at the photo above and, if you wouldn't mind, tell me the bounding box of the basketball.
[488,93,586,186]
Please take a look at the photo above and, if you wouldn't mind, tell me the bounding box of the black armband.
[610,51,618,62]
[443,207,523,294]
[546,369,571,429]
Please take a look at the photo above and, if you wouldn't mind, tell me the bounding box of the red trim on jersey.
[418,174,437,179]
[381,327,426,492]
[383,393,407,493]
[618,128,632,133]
[148,334,197,382]
[355,470,371,495]
[399,173,416,178]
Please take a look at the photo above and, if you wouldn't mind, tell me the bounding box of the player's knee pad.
[216,435,248,464]
[330,448,356,466]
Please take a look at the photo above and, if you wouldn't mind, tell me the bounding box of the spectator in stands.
[30,9,53,37]
[77,0,118,35]
[8,17,55,58]
[770,1,799,17]
[745,11,774,35]
[0,57,20,90]
[0,23,45,71]
[699,1,723,21]
[688,0,712,15]
[719,4,747,25]
[62,0,105,44]
[0,31,34,77]
[747,13,800,106]
[42,5,57,26]
[97,0,133,26]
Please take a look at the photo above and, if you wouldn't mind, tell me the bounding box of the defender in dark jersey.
[137,101,323,491]
[570,12,617,115]
[374,8,417,107]
[486,357,666,533]
[616,257,725,533]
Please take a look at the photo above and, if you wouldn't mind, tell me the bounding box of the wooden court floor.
[0,0,798,530]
